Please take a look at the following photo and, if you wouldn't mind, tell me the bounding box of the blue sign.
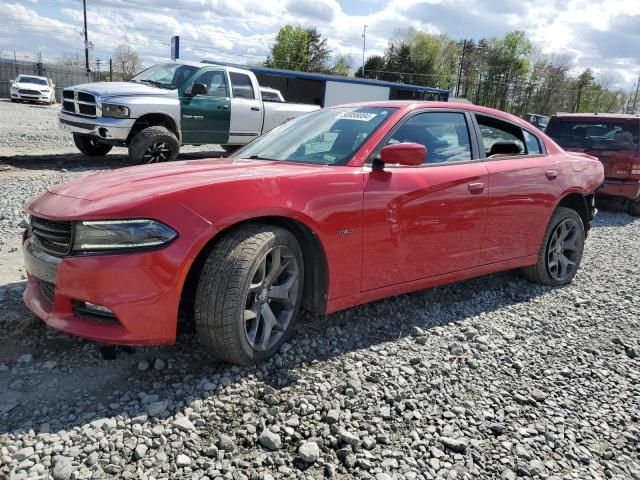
[171,36,179,61]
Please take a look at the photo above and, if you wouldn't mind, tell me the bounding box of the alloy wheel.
[244,245,300,351]
[546,218,581,282]
[142,141,171,163]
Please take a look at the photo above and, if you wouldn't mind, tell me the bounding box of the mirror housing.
[185,83,208,97]
[378,142,426,167]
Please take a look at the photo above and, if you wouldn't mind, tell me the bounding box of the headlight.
[72,219,177,252]
[40,88,50,93]
[19,213,31,229]
[102,104,130,118]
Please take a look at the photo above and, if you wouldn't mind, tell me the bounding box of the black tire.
[194,224,304,365]
[522,207,585,286]
[628,200,640,216]
[128,126,179,164]
[221,145,240,154]
[10,99,17,103]
[73,134,113,156]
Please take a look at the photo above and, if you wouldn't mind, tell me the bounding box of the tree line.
[267,25,639,116]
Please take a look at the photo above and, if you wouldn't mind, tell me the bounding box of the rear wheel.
[194,225,304,365]
[73,134,113,156]
[628,200,640,216]
[128,126,179,164]
[522,207,585,286]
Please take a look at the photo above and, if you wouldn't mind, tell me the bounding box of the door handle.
[217,105,229,110]
[545,170,558,180]
[468,182,485,194]
[251,106,260,111]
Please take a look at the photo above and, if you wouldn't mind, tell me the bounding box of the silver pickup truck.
[59,61,319,163]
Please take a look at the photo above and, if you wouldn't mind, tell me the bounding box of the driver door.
[362,111,489,291]
[180,68,231,145]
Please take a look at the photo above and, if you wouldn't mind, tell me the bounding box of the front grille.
[61,89,98,117]
[19,89,41,96]
[40,281,55,304]
[31,216,73,256]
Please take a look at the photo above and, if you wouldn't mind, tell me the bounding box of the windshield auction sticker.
[337,111,377,121]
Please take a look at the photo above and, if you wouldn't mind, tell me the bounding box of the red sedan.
[23,102,604,365]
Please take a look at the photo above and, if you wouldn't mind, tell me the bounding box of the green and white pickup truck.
[59,61,320,163]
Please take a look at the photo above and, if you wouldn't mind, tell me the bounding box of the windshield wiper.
[139,79,167,89]
[247,155,275,161]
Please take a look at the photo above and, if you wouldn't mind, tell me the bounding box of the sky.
[1,0,639,89]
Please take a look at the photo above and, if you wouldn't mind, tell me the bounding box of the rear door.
[180,68,231,145]
[362,110,489,290]
[227,70,263,145]
[473,113,563,264]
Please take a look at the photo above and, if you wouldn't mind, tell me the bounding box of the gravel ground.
[0,99,639,480]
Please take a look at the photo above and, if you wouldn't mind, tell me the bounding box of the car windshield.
[546,119,639,151]
[130,63,199,90]
[234,107,395,165]
[17,76,47,86]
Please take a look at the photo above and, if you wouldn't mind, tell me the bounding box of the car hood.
[15,82,49,89]
[47,158,327,204]
[68,82,172,98]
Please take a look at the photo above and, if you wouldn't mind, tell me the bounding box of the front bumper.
[12,92,51,102]
[597,179,640,200]
[58,111,135,141]
[22,199,214,345]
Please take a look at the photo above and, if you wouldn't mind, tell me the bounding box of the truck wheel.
[221,145,240,155]
[628,200,640,216]
[128,126,179,163]
[194,224,304,366]
[522,207,585,286]
[73,134,113,156]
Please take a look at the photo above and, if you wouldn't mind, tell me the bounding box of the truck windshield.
[130,64,199,90]
[234,107,395,165]
[546,119,639,151]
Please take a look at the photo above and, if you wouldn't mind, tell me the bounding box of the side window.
[385,112,472,164]
[476,115,525,158]
[194,70,228,98]
[523,130,542,154]
[229,72,255,99]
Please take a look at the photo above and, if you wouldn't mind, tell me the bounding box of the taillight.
[632,155,640,179]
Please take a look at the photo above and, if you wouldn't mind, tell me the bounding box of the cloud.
[0,0,638,88]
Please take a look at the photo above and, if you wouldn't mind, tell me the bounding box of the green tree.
[355,55,386,79]
[265,25,331,72]
[331,54,352,76]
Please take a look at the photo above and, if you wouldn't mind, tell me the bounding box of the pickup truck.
[59,61,319,163]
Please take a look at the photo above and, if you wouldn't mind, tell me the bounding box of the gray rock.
[134,444,148,459]
[17,353,33,364]
[258,429,282,451]
[154,358,166,370]
[217,434,236,452]
[52,456,74,480]
[13,447,34,461]
[172,416,196,432]
[326,409,340,424]
[147,400,169,416]
[298,441,320,462]
[440,436,468,453]
[137,360,149,371]
[176,454,191,467]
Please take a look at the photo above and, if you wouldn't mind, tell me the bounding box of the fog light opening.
[98,127,109,138]
[72,300,118,324]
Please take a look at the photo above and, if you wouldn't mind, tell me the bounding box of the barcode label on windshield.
[337,112,377,121]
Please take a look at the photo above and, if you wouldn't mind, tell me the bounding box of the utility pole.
[455,39,467,98]
[361,25,368,78]
[122,61,126,81]
[95,58,102,79]
[109,58,113,82]
[632,74,640,114]
[83,0,89,72]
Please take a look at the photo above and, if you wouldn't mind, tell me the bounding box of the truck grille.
[19,89,41,96]
[40,281,56,304]
[61,89,98,117]
[31,216,73,256]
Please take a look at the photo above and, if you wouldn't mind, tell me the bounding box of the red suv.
[545,113,640,215]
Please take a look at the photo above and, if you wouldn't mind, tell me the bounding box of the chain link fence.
[0,58,96,103]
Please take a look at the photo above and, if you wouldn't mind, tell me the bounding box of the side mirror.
[378,142,426,167]
[186,83,208,97]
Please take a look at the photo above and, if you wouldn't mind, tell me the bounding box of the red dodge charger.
[22,102,604,365]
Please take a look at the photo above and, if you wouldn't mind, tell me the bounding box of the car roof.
[333,100,534,129]
[551,112,640,120]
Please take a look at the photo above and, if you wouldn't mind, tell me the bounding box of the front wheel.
[73,134,113,156]
[194,225,304,365]
[128,126,179,164]
[522,207,585,286]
